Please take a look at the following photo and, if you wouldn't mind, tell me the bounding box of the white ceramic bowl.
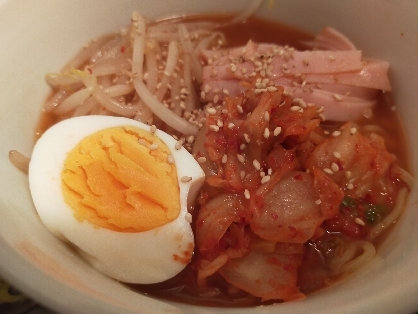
[0,0,417,313]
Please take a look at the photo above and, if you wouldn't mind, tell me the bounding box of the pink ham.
[199,28,391,121]
[301,59,391,91]
[303,26,357,51]
[289,88,377,121]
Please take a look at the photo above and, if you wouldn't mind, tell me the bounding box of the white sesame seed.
[223,89,230,95]
[333,93,343,101]
[240,143,246,150]
[332,131,342,137]
[200,91,206,99]
[180,88,189,95]
[323,168,334,175]
[354,217,365,226]
[181,176,192,183]
[237,154,245,163]
[217,119,223,128]
[244,189,251,199]
[261,175,271,184]
[350,127,357,135]
[222,154,227,164]
[237,105,243,114]
[319,113,326,121]
[206,107,217,115]
[253,159,261,170]
[240,171,245,180]
[150,125,157,133]
[187,135,195,144]
[316,106,324,113]
[267,168,272,175]
[273,127,282,136]
[290,106,301,112]
[230,63,237,72]
[175,140,183,150]
[315,199,322,205]
[213,95,219,104]
[244,133,250,143]
[260,171,266,177]
[333,151,341,159]
[264,111,270,121]
[345,171,352,178]
[267,86,277,92]
[228,122,235,129]
[347,183,354,190]
[185,212,192,223]
[197,156,206,164]
[209,125,220,132]
[149,143,158,150]
[204,84,210,93]
[264,128,270,139]
[331,162,339,172]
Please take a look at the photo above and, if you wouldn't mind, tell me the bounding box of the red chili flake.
[120,46,126,53]
[284,264,296,271]
[266,257,281,266]
[294,174,303,180]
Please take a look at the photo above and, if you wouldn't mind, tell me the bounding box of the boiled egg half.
[28,115,205,284]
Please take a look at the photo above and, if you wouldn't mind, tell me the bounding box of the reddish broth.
[36,15,409,307]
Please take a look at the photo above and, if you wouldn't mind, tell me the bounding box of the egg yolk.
[61,126,180,232]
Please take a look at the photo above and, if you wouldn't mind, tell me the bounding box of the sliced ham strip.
[303,26,357,51]
[202,49,363,82]
[201,79,247,101]
[310,84,378,100]
[290,88,377,121]
[270,50,362,76]
[301,59,391,91]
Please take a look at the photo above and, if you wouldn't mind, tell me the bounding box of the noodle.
[367,187,409,241]
[339,241,376,273]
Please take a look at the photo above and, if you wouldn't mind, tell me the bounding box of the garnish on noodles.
[9,8,413,306]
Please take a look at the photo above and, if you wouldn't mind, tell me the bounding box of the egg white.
[28,115,205,284]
